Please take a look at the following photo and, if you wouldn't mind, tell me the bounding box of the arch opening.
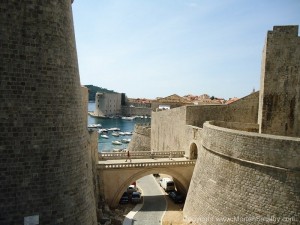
[111,168,190,207]
[190,143,198,160]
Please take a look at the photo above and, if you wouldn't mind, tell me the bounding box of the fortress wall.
[0,1,97,224]
[82,86,89,126]
[122,106,152,116]
[186,92,259,128]
[203,121,300,169]
[225,91,259,123]
[88,131,100,210]
[128,124,151,152]
[151,107,189,153]
[210,121,259,132]
[258,26,300,137]
[186,105,225,128]
[183,122,300,224]
[151,92,259,155]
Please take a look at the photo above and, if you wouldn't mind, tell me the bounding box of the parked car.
[119,192,129,204]
[168,191,185,203]
[160,178,175,192]
[131,192,142,203]
[127,185,137,194]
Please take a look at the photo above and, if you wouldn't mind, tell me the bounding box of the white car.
[127,185,137,194]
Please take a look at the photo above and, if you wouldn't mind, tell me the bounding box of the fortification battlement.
[203,121,300,170]
[270,25,299,37]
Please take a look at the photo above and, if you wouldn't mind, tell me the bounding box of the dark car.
[119,192,129,204]
[131,192,142,203]
[168,191,185,203]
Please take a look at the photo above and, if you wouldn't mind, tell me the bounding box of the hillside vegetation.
[84,85,117,101]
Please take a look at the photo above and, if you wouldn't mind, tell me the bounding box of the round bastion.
[183,121,300,224]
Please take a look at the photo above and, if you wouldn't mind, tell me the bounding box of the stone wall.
[121,106,152,116]
[127,124,151,152]
[186,91,259,128]
[258,26,300,137]
[151,106,190,153]
[82,86,89,126]
[151,92,259,154]
[183,121,300,224]
[0,1,97,224]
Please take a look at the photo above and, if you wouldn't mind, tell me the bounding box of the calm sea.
[88,102,150,152]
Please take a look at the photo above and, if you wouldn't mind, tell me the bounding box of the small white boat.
[88,123,102,128]
[124,132,132,135]
[119,132,125,136]
[121,116,135,120]
[98,128,108,134]
[121,139,131,143]
[113,148,122,152]
[112,141,122,145]
[112,132,119,137]
[100,135,109,139]
[108,127,121,131]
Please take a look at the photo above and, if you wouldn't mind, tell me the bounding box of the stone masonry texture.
[0,1,97,224]
[183,122,300,225]
[128,124,151,152]
[258,25,300,137]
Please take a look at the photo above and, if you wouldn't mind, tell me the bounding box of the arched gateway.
[98,151,195,207]
[189,143,198,160]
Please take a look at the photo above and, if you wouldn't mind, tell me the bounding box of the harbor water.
[88,102,150,152]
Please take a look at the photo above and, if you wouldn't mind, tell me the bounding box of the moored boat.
[112,140,122,145]
[121,139,131,143]
[112,132,119,137]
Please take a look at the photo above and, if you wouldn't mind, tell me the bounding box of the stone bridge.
[98,151,196,207]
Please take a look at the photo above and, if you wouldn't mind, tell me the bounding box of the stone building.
[0,1,97,224]
[93,92,122,117]
[151,25,300,224]
[151,94,192,111]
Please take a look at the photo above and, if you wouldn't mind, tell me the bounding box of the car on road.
[160,178,175,192]
[119,192,129,204]
[168,191,185,203]
[127,185,137,194]
[131,191,142,203]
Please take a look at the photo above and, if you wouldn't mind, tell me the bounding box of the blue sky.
[72,0,300,100]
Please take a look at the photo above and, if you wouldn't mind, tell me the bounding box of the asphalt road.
[132,175,167,225]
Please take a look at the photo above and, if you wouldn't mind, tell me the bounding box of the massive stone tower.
[258,25,300,137]
[0,1,97,224]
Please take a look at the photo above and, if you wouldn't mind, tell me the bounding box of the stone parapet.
[99,151,185,160]
[203,121,300,170]
[98,160,195,169]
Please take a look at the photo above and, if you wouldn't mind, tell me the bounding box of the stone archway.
[190,143,198,160]
[110,167,192,207]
